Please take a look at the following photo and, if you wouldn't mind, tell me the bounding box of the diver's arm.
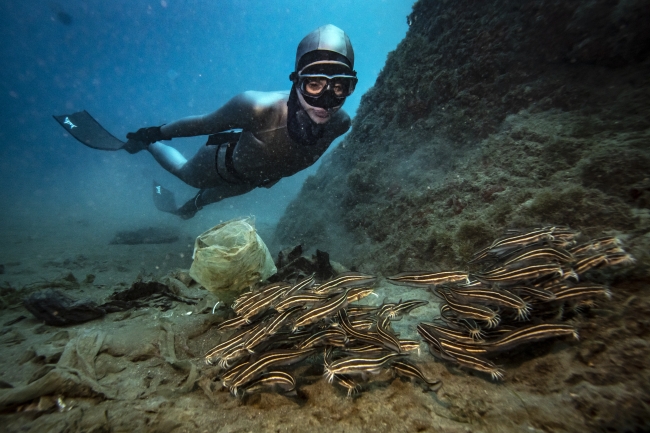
[160,92,263,138]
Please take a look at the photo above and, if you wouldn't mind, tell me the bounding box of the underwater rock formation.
[275,0,650,275]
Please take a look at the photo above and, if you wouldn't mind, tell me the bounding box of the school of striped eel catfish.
[203,225,634,397]
[389,225,635,381]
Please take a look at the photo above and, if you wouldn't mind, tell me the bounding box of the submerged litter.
[190,217,276,303]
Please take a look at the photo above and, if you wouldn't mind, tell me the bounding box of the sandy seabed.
[0,217,649,433]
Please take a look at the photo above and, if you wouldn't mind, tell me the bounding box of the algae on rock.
[276,0,650,275]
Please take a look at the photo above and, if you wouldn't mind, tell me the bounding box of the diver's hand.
[126,126,167,146]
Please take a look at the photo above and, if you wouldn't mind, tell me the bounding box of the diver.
[56,24,357,219]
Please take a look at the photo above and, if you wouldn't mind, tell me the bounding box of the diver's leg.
[199,183,256,205]
[148,142,220,189]
[175,182,256,219]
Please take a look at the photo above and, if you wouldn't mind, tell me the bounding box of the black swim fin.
[152,181,179,214]
[53,110,125,151]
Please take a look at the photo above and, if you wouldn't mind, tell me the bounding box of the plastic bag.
[189,217,276,301]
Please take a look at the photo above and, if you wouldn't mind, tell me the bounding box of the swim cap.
[294,24,355,72]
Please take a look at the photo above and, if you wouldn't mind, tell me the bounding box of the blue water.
[0,0,413,230]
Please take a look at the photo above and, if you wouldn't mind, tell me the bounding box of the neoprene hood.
[295,24,355,72]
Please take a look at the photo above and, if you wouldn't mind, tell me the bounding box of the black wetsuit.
[146,89,350,216]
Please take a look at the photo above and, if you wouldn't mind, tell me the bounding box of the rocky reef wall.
[276,0,650,274]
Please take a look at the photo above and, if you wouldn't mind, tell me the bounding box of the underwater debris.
[388,225,636,380]
[23,280,198,326]
[203,272,435,399]
[23,289,106,326]
[272,245,337,282]
[104,280,198,311]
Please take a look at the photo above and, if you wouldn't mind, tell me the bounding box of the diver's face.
[297,90,341,124]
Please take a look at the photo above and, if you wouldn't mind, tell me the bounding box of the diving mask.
[297,74,357,98]
[291,71,357,109]
[290,60,358,109]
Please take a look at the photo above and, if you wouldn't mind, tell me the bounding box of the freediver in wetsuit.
[123,24,358,219]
